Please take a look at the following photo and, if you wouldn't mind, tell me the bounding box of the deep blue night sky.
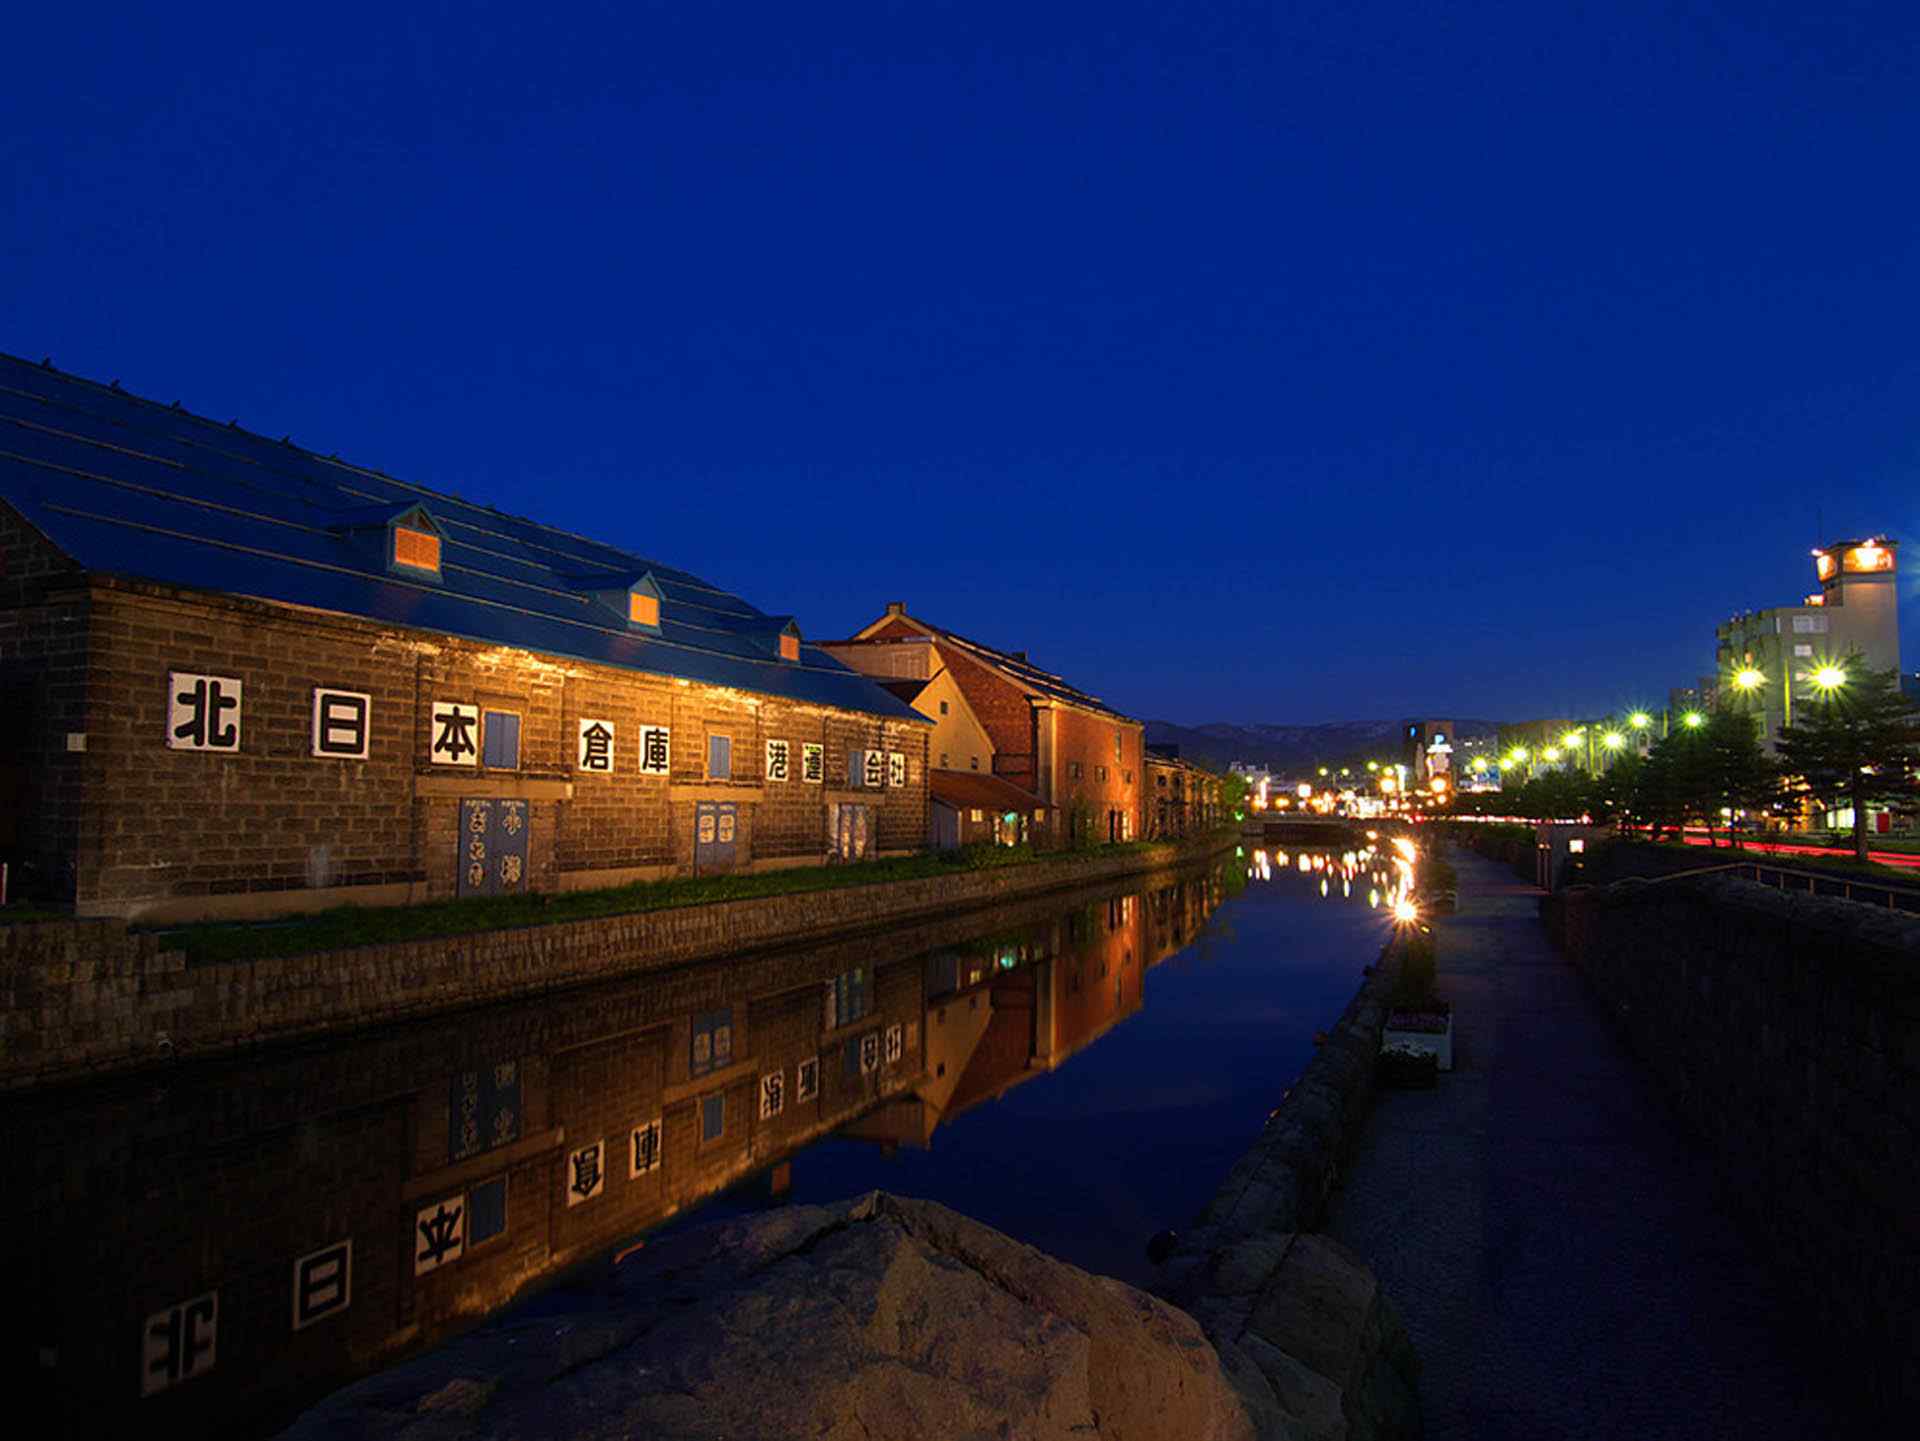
[6,2,1916,724]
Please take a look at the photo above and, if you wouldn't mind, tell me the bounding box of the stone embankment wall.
[1546,876,1920,1411]
[0,837,1229,1090]
[1155,932,1420,1439]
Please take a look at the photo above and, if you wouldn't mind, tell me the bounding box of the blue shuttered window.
[700,1093,725,1142]
[482,711,520,768]
[469,1177,508,1245]
[707,733,731,780]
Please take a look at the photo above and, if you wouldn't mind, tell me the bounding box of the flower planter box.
[1382,1003,1453,1072]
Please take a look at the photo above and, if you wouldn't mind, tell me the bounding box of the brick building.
[0,357,928,921]
[1143,746,1223,839]
[823,604,1144,846]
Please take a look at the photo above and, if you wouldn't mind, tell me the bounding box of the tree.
[1775,660,1920,862]
[1215,770,1250,824]
[1628,711,1773,846]
[1694,707,1777,847]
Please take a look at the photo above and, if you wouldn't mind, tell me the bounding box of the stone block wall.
[0,835,1232,1090]
[1550,877,1920,1410]
[0,502,90,898]
[50,577,928,918]
[1155,930,1419,1439]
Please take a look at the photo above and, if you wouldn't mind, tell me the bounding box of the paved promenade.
[1325,850,1859,1439]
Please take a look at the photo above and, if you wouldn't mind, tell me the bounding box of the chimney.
[1012,650,1028,663]
[886,601,905,616]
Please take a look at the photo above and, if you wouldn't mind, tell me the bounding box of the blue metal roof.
[0,353,925,722]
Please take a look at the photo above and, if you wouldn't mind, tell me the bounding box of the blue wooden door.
[458,798,530,897]
[695,801,738,872]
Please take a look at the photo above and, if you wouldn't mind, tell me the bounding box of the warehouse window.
[700,1092,725,1143]
[482,711,520,769]
[392,525,441,576]
[691,1008,733,1077]
[708,734,732,780]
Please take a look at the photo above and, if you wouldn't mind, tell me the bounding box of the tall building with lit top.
[1716,536,1901,748]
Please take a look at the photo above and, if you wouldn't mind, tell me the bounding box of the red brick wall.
[929,639,1039,794]
[58,580,927,917]
[1052,704,1144,843]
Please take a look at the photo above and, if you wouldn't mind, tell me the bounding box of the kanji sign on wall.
[760,1069,785,1120]
[796,1056,819,1102]
[291,1240,352,1331]
[765,737,790,782]
[887,751,905,788]
[142,1290,217,1395]
[414,1196,465,1274]
[431,702,480,765]
[639,724,671,777]
[801,742,823,783]
[167,672,242,751]
[310,688,370,759]
[577,718,615,772]
[566,1139,605,1206]
[629,1119,662,1178]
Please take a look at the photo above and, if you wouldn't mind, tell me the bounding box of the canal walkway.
[1325,850,1859,1439]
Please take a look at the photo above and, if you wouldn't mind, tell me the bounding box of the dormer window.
[392,524,442,576]
[779,632,800,662]
[569,570,664,632]
[336,501,447,583]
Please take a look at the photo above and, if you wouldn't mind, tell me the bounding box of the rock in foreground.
[283,1192,1262,1441]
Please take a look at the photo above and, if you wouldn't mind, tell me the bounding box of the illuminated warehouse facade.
[0,356,929,922]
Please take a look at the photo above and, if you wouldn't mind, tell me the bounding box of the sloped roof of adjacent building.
[928,769,1047,815]
[845,608,1138,725]
[0,354,923,722]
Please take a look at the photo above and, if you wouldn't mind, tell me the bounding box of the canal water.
[0,839,1403,1436]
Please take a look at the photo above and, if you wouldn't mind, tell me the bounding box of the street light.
[1681,711,1705,729]
[1628,712,1651,729]
[1601,731,1624,751]
[1733,667,1765,693]
[1811,664,1848,693]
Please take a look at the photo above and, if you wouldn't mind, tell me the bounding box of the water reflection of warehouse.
[1,863,1225,1437]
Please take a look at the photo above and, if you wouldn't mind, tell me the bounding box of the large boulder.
[283,1192,1262,1441]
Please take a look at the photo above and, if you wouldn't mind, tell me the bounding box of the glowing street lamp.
[1601,731,1624,751]
[1681,711,1705,730]
[1733,667,1765,693]
[1628,712,1651,730]
[1365,760,1379,772]
[1811,664,1848,693]
[1543,746,1562,763]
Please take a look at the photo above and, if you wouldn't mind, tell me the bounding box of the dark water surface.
[1,840,1399,1436]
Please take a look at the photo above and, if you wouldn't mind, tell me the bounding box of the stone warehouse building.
[823,604,1145,845]
[0,356,929,922]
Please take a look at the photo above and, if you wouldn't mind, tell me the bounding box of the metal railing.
[1637,859,1920,914]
